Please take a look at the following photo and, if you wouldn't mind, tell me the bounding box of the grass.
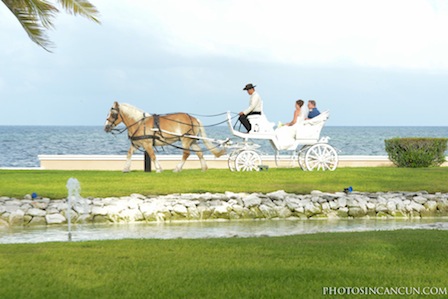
[1,167,448,198]
[2,168,447,298]
[0,230,447,299]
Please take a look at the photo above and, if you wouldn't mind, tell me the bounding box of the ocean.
[0,125,447,168]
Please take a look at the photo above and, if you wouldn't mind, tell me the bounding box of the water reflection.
[1,218,448,244]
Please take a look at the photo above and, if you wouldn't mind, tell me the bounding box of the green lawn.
[2,168,447,298]
[0,230,447,299]
[1,167,448,198]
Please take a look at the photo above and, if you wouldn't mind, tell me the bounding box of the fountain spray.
[66,178,81,241]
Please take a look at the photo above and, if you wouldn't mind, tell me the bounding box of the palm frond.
[1,0,56,51]
[57,0,100,23]
[2,0,100,51]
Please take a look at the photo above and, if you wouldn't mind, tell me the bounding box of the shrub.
[385,138,448,168]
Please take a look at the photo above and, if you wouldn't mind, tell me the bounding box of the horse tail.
[197,119,226,158]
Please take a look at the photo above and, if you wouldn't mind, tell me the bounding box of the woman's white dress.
[275,108,307,150]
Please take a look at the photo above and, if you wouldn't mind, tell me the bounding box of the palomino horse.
[104,102,226,172]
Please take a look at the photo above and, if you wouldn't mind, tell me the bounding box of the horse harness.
[128,113,196,148]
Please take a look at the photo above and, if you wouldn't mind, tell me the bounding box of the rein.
[108,107,233,153]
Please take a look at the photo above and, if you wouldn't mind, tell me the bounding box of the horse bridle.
[107,107,121,128]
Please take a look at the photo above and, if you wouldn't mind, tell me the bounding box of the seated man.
[306,100,320,119]
[238,83,263,132]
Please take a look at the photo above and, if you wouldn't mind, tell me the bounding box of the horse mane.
[119,103,149,120]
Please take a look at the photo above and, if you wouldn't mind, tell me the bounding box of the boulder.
[27,208,46,217]
[28,216,47,226]
[242,194,262,208]
[45,214,66,224]
[9,209,25,226]
[267,190,289,201]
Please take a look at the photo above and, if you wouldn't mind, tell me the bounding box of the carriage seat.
[294,111,330,140]
[247,114,275,134]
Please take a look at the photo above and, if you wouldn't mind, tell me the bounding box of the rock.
[242,194,261,208]
[329,200,339,210]
[376,212,393,218]
[213,205,231,219]
[249,207,264,218]
[348,207,367,218]
[407,201,425,212]
[187,206,200,219]
[338,197,347,208]
[9,209,25,226]
[27,208,46,217]
[413,196,427,204]
[267,190,288,201]
[391,210,407,218]
[337,207,349,218]
[285,197,302,210]
[119,208,144,222]
[197,205,213,220]
[386,201,397,214]
[304,203,321,217]
[1,190,447,226]
[173,204,188,216]
[93,215,110,223]
[437,199,448,213]
[46,214,66,224]
[321,202,331,212]
[310,190,323,196]
[424,201,437,212]
[28,216,47,226]
[276,207,292,218]
[76,214,93,223]
[4,204,20,213]
[91,206,108,216]
[0,218,9,227]
[259,204,277,218]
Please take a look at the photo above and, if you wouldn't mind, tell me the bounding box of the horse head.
[104,101,123,132]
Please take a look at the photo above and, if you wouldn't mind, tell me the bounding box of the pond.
[1,218,448,244]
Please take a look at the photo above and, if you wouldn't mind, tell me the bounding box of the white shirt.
[243,91,263,115]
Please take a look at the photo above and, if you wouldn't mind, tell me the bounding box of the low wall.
[37,154,406,170]
[1,190,447,227]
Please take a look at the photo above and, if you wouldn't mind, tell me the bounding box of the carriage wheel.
[235,150,262,172]
[297,146,310,171]
[227,150,240,172]
[304,144,338,171]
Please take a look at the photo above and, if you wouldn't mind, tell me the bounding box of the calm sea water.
[0,125,447,167]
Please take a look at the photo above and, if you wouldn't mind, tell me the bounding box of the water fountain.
[66,178,81,241]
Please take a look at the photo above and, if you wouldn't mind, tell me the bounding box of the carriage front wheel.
[304,143,338,171]
[235,150,262,171]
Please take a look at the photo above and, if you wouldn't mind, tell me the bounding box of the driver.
[238,83,263,132]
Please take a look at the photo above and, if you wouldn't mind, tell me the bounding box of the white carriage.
[226,111,338,171]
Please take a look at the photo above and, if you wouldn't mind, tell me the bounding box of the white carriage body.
[228,111,330,150]
[226,111,338,171]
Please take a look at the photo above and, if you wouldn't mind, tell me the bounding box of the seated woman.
[275,100,306,150]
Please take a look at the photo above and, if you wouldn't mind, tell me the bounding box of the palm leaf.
[57,0,100,23]
[1,0,57,51]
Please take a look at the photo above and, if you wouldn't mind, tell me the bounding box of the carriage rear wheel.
[304,143,338,171]
[235,150,262,172]
[227,150,240,172]
[297,145,311,171]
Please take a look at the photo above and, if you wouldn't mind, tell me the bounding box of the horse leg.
[192,143,208,172]
[174,149,190,172]
[123,145,136,173]
[142,144,163,173]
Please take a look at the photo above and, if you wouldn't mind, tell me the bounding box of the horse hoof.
[173,168,182,173]
[122,169,130,173]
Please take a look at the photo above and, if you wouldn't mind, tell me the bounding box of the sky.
[1,0,448,126]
